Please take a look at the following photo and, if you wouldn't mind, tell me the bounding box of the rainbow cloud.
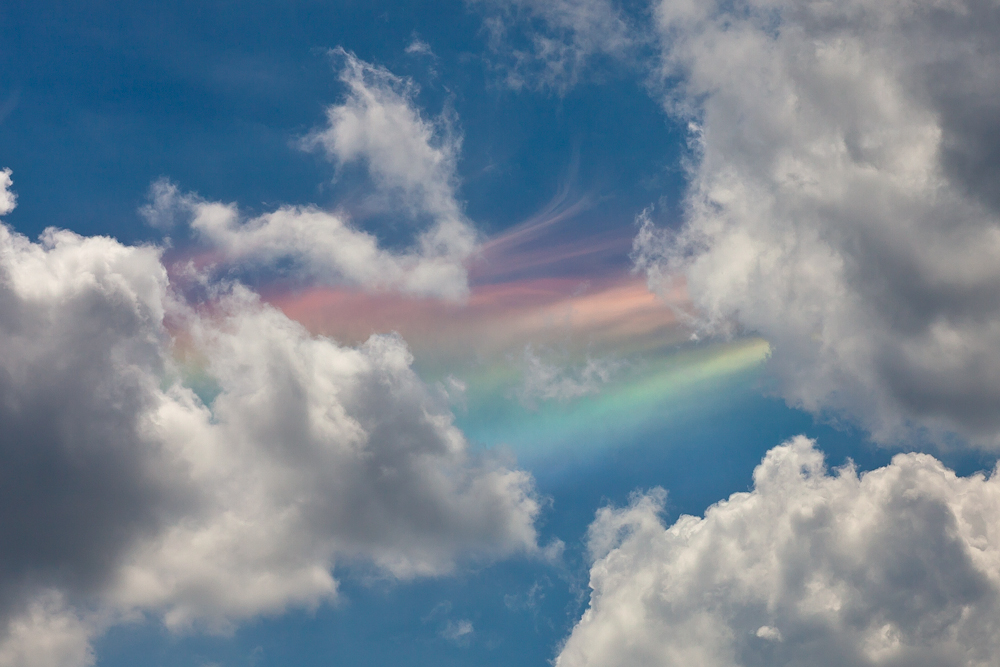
[257,205,770,461]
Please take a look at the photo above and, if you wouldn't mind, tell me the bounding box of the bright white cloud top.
[559,436,1000,667]
[634,0,1000,445]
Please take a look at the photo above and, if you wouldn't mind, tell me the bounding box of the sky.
[3,1,1000,666]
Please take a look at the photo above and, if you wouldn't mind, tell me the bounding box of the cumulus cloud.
[471,0,637,91]
[0,176,541,665]
[634,0,1000,445]
[145,51,476,300]
[0,594,95,667]
[559,436,1000,667]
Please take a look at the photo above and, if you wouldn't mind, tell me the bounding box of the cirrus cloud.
[470,0,639,91]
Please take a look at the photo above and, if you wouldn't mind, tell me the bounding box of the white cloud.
[558,436,1000,667]
[139,178,187,231]
[471,0,637,91]
[0,594,94,667]
[440,618,474,644]
[303,49,464,224]
[145,51,476,300]
[0,168,16,216]
[111,288,541,631]
[0,174,541,663]
[180,196,472,300]
[519,345,621,406]
[302,50,475,285]
[405,39,435,57]
[636,0,1000,445]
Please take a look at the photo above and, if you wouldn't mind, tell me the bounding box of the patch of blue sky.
[0,0,683,250]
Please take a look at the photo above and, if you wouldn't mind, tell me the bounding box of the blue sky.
[0,0,679,245]
[4,2,1000,667]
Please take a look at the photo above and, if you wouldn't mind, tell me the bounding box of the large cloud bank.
[558,436,1000,667]
[633,0,1000,444]
[0,178,538,664]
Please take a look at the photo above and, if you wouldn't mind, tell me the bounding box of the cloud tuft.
[0,169,17,216]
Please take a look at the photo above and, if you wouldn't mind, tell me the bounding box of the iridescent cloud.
[259,206,769,461]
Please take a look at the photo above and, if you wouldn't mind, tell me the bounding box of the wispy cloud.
[473,189,633,285]
[519,345,622,406]
[144,50,476,300]
[440,619,474,645]
[471,0,640,92]
[269,274,683,369]
[405,39,435,57]
[303,49,465,231]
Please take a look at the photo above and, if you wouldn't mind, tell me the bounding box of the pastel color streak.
[455,338,771,462]
[173,205,771,464]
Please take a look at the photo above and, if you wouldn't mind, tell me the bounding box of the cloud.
[519,345,621,406]
[175,193,472,300]
[471,0,637,91]
[302,49,475,275]
[0,168,16,215]
[145,51,476,300]
[558,436,1000,667]
[114,290,542,627]
[440,618,474,645]
[139,178,187,231]
[635,0,1000,445]
[0,223,185,615]
[405,39,435,57]
[0,176,541,664]
[0,594,95,667]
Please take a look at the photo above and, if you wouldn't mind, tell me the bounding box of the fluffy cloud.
[0,594,95,667]
[470,0,637,90]
[633,0,1000,445]
[177,193,473,299]
[111,290,541,630]
[558,436,1000,667]
[0,178,541,664]
[146,51,476,300]
[303,49,465,228]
